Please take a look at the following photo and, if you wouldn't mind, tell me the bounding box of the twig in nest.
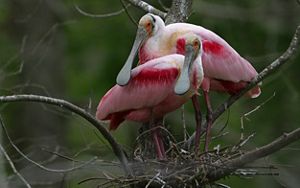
[145,172,162,188]
[214,183,231,188]
[231,133,256,153]
[206,127,300,183]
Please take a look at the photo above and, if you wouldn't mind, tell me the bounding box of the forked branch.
[206,127,300,182]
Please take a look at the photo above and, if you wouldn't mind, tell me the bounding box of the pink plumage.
[137,16,261,97]
[97,54,203,130]
[113,14,261,153]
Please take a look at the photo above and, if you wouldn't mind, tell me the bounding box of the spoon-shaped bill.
[174,45,195,95]
[116,27,148,86]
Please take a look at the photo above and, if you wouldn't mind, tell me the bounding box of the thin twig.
[120,0,138,26]
[0,117,97,173]
[41,147,82,162]
[74,4,130,18]
[0,36,26,79]
[0,143,31,188]
[145,172,161,188]
[0,95,132,176]
[231,133,256,152]
[181,105,188,142]
[206,127,300,183]
[185,25,300,148]
[214,183,231,188]
[215,109,230,136]
[240,92,275,140]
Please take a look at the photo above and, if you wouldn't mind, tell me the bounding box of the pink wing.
[200,37,261,97]
[201,40,257,82]
[168,23,260,97]
[168,23,258,82]
[96,57,180,129]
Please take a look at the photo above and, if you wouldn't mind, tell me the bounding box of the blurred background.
[0,0,299,187]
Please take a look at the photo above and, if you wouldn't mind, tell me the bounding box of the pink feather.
[97,54,203,130]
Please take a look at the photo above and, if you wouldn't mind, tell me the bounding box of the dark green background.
[0,0,299,187]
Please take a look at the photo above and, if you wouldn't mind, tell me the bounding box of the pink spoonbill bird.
[117,13,261,152]
[97,33,204,159]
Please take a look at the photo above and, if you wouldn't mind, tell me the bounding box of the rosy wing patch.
[203,40,224,55]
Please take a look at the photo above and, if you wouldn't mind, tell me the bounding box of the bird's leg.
[150,114,164,160]
[138,122,152,158]
[191,95,202,156]
[156,118,166,159]
[204,91,213,152]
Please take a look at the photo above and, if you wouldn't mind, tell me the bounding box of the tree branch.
[0,94,133,176]
[114,127,300,187]
[185,24,300,148]
[165,0,193,24]
[125,0,167,18]
[206,127,300,183]
[0,117,98,173]
[74,3,131,18]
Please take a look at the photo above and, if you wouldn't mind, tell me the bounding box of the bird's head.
[174,33,203,95]
[138,13,165,37]
[116,13,165,86]
[183,33,202,60]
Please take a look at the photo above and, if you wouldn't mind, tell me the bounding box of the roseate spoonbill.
[117,13,261,152]
[97,33,204,159]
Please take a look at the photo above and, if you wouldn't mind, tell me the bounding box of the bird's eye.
[146,22,151,27]
[193,40,199,48]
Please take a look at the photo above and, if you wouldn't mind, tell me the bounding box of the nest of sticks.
[79,127,278,188]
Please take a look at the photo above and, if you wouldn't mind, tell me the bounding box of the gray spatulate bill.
[174,45,195,95]
[116,27,147,86]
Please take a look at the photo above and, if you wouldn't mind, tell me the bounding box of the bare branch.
[0,144,31,188]
[74,3,130,18]
[185,25,300,148]
[206,127,300,183]
[0,94,133,176]
[214,25,300,119]
[125,0,167,18]
[1,118,98,173]
[112,127,300,187]
[120,0,138,26]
